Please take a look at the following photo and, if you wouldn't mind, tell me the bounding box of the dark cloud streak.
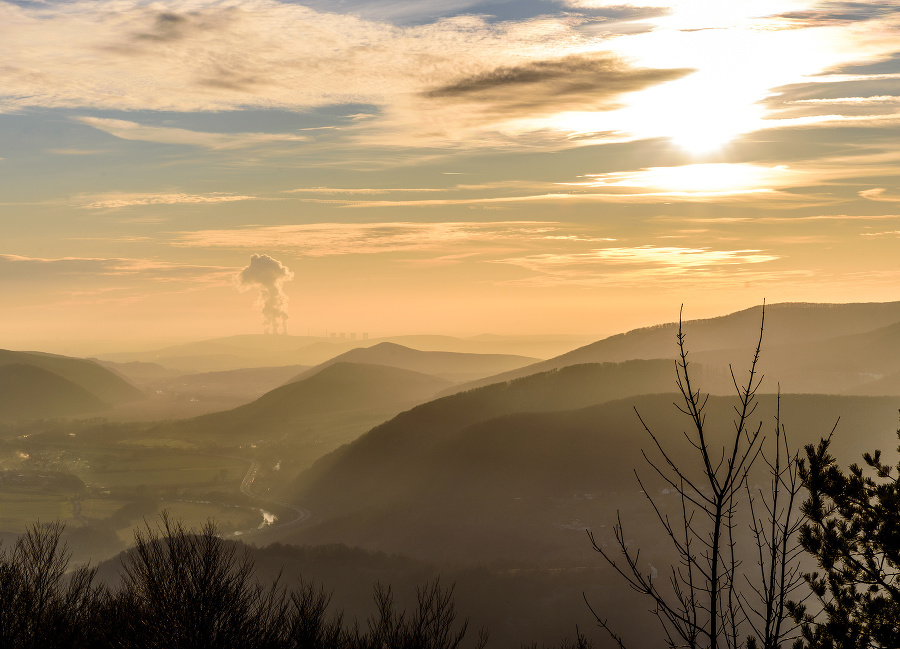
[775,1,900,25]
[423,54,692,115]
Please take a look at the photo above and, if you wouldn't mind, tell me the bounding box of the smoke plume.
[236,254,294,334]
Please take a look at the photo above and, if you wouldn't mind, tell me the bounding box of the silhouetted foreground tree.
[0,515,486,649]
[358,581,487,649]
[587,306,806,649]
[107,512,293,649]
[0,521,101,649]
[789,424,900,648]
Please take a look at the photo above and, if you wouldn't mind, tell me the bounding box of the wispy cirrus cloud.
[76,191,259,209]
[0,254,234,283]
[859,187,900,203]
[283,180,563,194]
[174,221,561,255]
[75,117,309,149]
[491,245,784,286]
[860,230,900,237]
[789,95,900,105]
[289,163,831,208]
[301,189,806,208]
[283,187,448,195]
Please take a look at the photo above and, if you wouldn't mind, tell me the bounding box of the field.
[0,421,277,554]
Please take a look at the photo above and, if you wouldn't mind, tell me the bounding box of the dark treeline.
[3,439,900,649]
[0,515,598,649]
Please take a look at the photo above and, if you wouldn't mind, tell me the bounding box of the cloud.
[236,254,294,334]
[422,54,691,116]
[655,213,900,224]
[0,254,233,283]
[860,187,900,202]
[306,190,803,208]
[490,245,783,286]
[861,230,900,237]
[2,0,897,156]
[298,0,481,24]
[48,148,109,155]
[775,2,900,26]
[0,0,707,152]
[176,221,561,256]
[75,117,309,149]
[497,245,778,270]
[561,2,670,21]
[77,191,259,209]
[283,187,448,195]
[789,95,900,105]
[285,163,829,208]
[0,1,601,113]
[572,163,809,192]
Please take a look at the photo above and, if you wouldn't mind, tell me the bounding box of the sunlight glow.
[577,163,800,193]
[538,0,894,152]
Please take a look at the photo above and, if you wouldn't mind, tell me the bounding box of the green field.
[80,452,247,489]
[0,493,75,532]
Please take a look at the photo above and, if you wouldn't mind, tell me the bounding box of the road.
[236,460,312,537]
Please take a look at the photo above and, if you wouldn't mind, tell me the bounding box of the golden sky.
[1,0,899,352]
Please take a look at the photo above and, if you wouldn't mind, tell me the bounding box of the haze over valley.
[4,301,900,646]
[3,0,900,645]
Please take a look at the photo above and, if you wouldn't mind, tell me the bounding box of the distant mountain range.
[287,388,900,562]
[289,342,538,384]
[0,364,109,421]
[151,365,308,400]
[273,300,900,562]
[290,359,679,518]
[94,334,593,372]
[445,301,900,395]
[0,349,144,422]
[156,362,453,465]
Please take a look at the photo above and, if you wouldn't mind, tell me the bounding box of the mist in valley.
[4,1,900,645]
[3,301,900,647]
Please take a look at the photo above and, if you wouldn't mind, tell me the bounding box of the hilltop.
[290,341,538,383]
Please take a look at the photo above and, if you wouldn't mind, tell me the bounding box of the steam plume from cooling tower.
[236,254,294,334]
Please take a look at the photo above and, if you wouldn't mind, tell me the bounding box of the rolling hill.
[95,334,589,373]
[289,342,538,383]
[288,358,683,517]
[154,365,308,401]
[158,363,453,461]
[0,349,143,406]
[0,364,110,421]
[444,301,900,395]
[685,319,900,395]
[287,392,900,563]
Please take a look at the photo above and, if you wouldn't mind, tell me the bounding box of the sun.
[624,72,767,154]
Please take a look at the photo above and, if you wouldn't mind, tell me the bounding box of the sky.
[1,0,899,353]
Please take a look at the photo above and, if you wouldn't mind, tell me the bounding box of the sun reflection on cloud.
[572,163,803,193]
[539,1,897,152]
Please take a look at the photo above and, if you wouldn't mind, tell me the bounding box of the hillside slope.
[445,301,900,394]
[290,342,538,383]
[289,359,681,513]
[288,393,900,563]
[96,334,584,373]
[692,319,900,394]
[0,364,109,421]
[160,363,453,458]
[0,349,143,406]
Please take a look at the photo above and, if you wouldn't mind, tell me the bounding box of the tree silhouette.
[587,306,805,649]
[789,422,900,648]
[0,521,102,649]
